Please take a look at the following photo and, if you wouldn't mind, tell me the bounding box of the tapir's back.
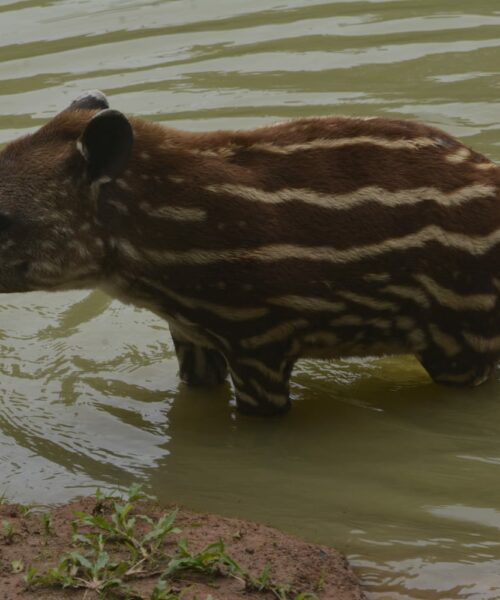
[148,116,500,303]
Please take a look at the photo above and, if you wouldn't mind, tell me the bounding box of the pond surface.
[1,1,500,598]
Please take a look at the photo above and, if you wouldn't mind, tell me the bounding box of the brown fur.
[0,96,499,414]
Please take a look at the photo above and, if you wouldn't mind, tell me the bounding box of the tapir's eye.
[0,213,13,233]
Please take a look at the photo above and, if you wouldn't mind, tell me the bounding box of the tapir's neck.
[96,119,247,304]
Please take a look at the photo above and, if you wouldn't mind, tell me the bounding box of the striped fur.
[0,91,499,415]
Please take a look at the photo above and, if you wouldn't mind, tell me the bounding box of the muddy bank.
[0,495,365,599]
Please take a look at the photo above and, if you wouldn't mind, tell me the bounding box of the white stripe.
[30,261,63,275]
[228,368,245,387]
[197,147,235,158]
[331,315,393,329]
[383,284,431,308]
[428,324,462,356]
[235,390,258,406]
[337,291,398,312]
[259,115,377,129]
[205,182,495,212]
[415,274,496,311]
[267,295,345,312]
[140,203,207,222]
[369,318,392,329]
[169,315,224,350]
[364,273,391,283]
[241,319,308,349]
[76,139,88,160]
[248,136,439,154]
[331,315,363,326]
[464,332,500,353]
[108,199,129,214]
[116,178,132,191]
[445,147,471,164]
[115,238,142,261]
[144,224,500,267]
[249,379,288,406]
[395,316,415,330]
[408,328,427,351]
[475,162,497,171]
[303,332,339,345]
[140,279,268,321]
[237,358,285,383]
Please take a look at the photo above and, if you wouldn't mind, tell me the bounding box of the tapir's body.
[0,91,499,414]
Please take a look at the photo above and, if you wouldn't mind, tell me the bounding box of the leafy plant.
[244,562,318,600]
[21,485,319,600]
[162,538,241,579]
[75,497,180,563]
[2,519,15,543]
[16,503,33,516]
[41,512,54,536]
[23,566,39,586]
[11,559,24,573]
[150,580,180,600]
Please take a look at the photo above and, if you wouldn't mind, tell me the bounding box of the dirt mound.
[0,496,365,599]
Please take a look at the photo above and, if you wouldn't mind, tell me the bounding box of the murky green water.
[1,1,500,597]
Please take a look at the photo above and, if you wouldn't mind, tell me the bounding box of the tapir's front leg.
[226,352,296,416]
[170,324,227,387]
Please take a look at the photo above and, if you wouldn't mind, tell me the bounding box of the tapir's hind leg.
[416,345,496,387]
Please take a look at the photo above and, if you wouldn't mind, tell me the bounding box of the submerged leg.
[171,333,227,387]
[227,353,295,416]
[416,346,495,387]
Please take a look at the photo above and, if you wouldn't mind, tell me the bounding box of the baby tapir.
[0,90,499,415]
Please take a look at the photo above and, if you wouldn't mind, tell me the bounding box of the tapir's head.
[0,91,133,292]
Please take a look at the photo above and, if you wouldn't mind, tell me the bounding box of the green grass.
[21,484,318,600]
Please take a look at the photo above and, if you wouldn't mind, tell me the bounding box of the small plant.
[11,559,24,573]
[162,537,242,579]
[41,512,54,536]
[25,486,180,595]
[17,503,32,516]
[150,580,179,600]
[254,563,272,590]
[74,495,180,563]
[314,566,327,593]
[33,534,128,593]
[21,485,319,600]
[244,563,318,600]
[23,566,39,586]
[2,519,15,543]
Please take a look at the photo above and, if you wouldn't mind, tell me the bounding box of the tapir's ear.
[78,109,134,181]
[67,90,109,112]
